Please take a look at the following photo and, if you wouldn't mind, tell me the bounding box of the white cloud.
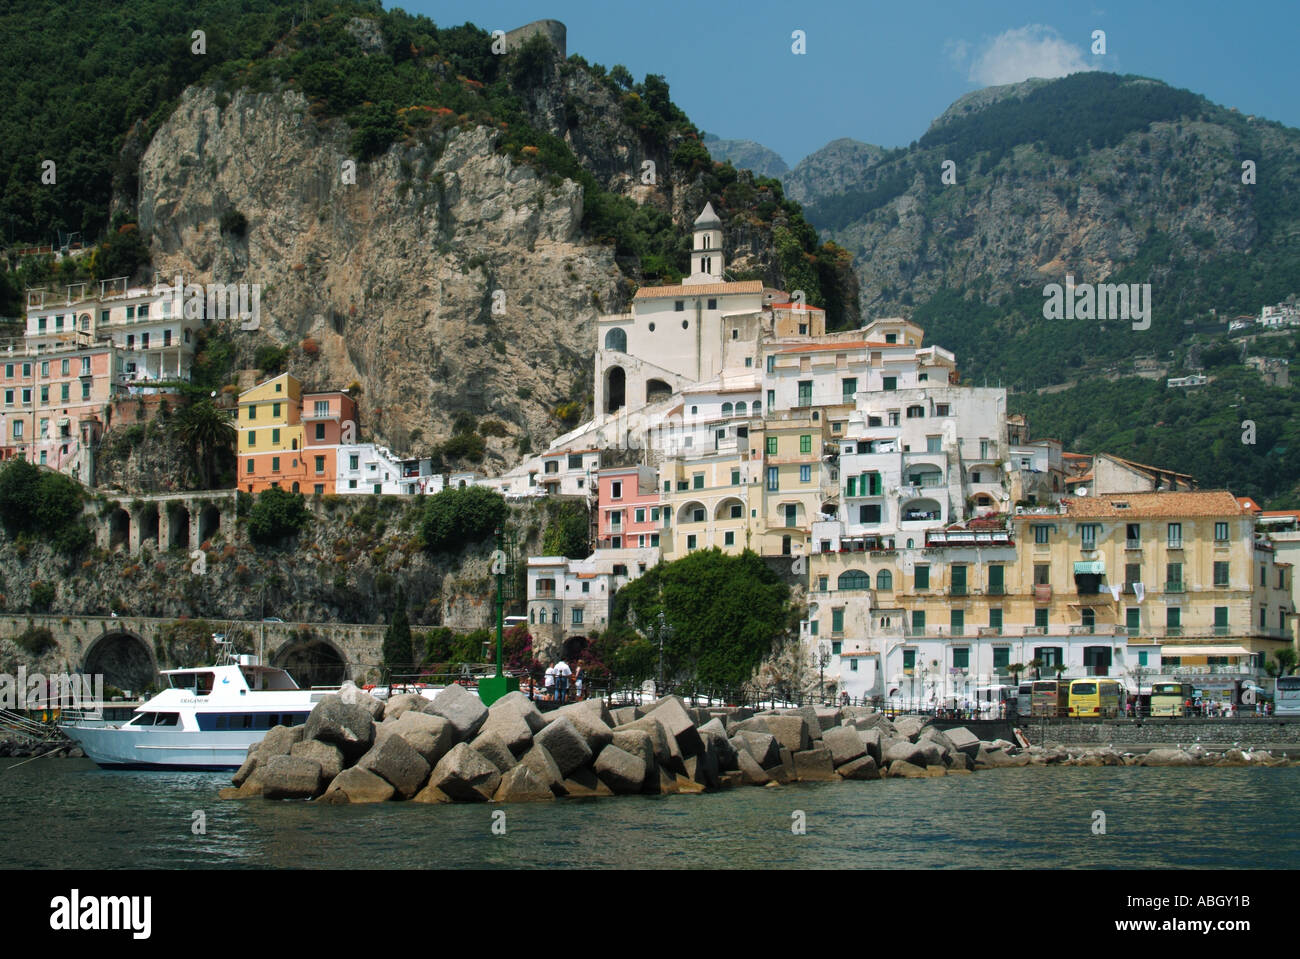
[942,38,970,70]
[967,25,1096,87]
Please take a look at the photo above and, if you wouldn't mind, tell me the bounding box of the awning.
[1161,645,1251,657]
[1073,561,1105,575]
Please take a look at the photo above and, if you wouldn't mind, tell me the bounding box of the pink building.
[597,465,661,550]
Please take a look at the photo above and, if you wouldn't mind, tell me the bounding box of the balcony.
[987,584,1007,596]
[977,626,1003,637]
[949,585,968,596]
[1165,582,1186,593]
[1167,540,1184,551]
[533,589,556,600]
[1126,539,1142,550]
[1164,626,1183,638]
[1022,626,1046,636]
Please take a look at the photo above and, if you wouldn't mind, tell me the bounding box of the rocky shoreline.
[0,737,84,760]
[216,685,1298,804]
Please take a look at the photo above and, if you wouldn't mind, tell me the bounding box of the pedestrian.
[544,665,556,702]
[553,659,572,705]
[574,665,584,701]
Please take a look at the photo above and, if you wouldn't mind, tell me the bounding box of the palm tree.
[1265,647,1298,678]
[173,399,236,490]
[1008,662,1026,685]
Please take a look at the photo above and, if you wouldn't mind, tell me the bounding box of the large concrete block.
[893,716,926,741]
[492,765,556,803]
[614,716,678,769]
[611,729,656,788]
[887,759,929,778]
[469,730,519,774]
[383,692,428,721]
[489,691,547,733]
[735,748,771,786]
[427,684,489,742]
[738,731,781,769]
[643,696,701,754]
[812,706,841,732]
[534,716,594,777]
[729,717,773,737]
[387,711,456,768]
[562,767,614,797]
[290,740,344,781]
[304,697,376,761]
[793,748,838,782]
[549,702,613,753]
[428,743,502,802]
[260,755,324,800]
[837,755,880,780]
[337,681,386,720]
[942,725,981,758]
[764,715,812,754]
[321,766,394,803]
[821,726,867,767]
[594,744,647,794]
[356,731,432,799]
[519,743,566,796]
[859,726,883,765]
[884,739,930,767]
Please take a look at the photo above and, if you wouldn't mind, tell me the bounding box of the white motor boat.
[60,653,334,770]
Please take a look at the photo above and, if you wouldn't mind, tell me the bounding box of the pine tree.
[382,588,413,683]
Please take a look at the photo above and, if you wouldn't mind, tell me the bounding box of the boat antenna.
[213,632,236,666]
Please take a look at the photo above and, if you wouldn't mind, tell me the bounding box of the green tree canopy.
[382,588,413,681]
[541,500,590,559]
[418,485,507,553]
[612,549,791,687]
[247,487,311,545]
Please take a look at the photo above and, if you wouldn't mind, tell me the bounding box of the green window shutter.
[847,475,857,497]
[915,565,929,589]
[832,608,844,633]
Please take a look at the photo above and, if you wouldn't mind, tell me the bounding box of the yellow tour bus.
[1068,678,1124,717]
[1150,682,1194,717]
[1031,680,1070,717]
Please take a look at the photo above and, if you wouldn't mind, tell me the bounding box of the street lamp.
[819,641,831,704]
[654,610,674,695]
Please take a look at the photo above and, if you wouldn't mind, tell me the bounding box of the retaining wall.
[1031,717,1300,746]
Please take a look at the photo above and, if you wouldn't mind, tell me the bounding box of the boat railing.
[0,707,69,740]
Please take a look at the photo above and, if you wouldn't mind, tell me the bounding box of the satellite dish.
[1075,487,1089,496]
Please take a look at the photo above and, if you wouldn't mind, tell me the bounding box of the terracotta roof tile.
[633,281,763,299]
[1063,490,1246,519]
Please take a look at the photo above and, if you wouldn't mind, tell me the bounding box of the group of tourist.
[523,660,585,704]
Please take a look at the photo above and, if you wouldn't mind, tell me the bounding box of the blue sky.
[400,0,1300,166]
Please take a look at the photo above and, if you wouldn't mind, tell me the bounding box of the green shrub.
[29,581,56,612]
[15,626,55,656]
[0,459,91,555]
[419,486,507,554]
[248,488,311,545]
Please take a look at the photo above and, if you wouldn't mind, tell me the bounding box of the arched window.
[876,570,893,591]
[736,401,747,415]
[721,402,733,416]
[838,569,870,591]
[604,327,627,352]
[753,401,762,415]
[538,608,547,624]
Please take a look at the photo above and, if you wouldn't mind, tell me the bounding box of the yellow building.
[237,373,306,493]
[752,409,837,557]
[805,490,1294,704]
[659,452,759,559]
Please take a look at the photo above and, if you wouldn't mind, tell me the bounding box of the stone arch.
[646,378,672,403]
[83,630,157,695]
[168,505,190,549]
[199,504,221,542]
[714,496,745,521]
[271,635,348,688]
[605,366,626,414]
[604,327,627,352]
[561,636,588,662]
[678,500,708,525]
[109,507,130,550]
[138,506,160,549]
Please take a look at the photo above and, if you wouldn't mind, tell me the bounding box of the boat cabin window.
[168,672,215,694]
[131,712,180,726]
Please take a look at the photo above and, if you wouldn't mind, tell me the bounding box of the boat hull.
[60,724,263,770]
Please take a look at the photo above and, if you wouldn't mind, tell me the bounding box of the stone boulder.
[812,706,841,732]
[821,726,866,767]
[469,731,519,774]
[258,724,305,758]
[337,681,385,720]
[320,766,394,804]
[893,716,926,741]
[595,744,648,794]
[260,755,324,800]
[383,693,429,721]
[493,765,556,803]
[290,740,344,781]
[609,706,639,727]
[764,715,812,754]
[615,716,683,772]
[232,748,262,788]
[356,732,432,799]
[793,748,838,781]
[480,704,539,755]
[519,743,567,796]
[549,702,614,753]
[562,767,615,797]
[611,730,657,788]
[837,755,880,780]
[729,717,773,737]
[428,743,502,802]
[698,719,738,770]
[534,716,593,777]
[489,690,548,733]
[884,739,930,767]
[1140,748,1196,767]
[304,697,376,761]
[643,696,702,754]
[942,726,981,758]
[859,727,884,765]
[735,749,771,785]
[387,711,456,767]
[427,684,489,741]
[887,759,929,778]
[737,731,782,769]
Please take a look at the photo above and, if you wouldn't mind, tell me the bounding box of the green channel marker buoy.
[479,526,519,706]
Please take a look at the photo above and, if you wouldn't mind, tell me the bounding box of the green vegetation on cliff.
[0,458,91,555]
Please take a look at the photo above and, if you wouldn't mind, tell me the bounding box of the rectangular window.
[988,565,1005,594]
[60,384,69,402]
[730,504,742,519]
[1166,563,1183,591]
[832,608,844,633]
[687,534,697,551]
[800,434,812,454]
[1167,523,1182,548]
[690,508,704,523]
[950,609,965,635]
[953,647,969,669]
[731,469,741,486]
[675,301,684,312]
[1035,608,1048,630]
[708,299,717,310]
[1126,522,1140,546]
[800,464,811,483]
[1214,521,1229,542]
[80,357,89,376]
[315,484,325,495]
[1126,607,1140,635]
[950,565,967,595]
[693,473,704,490]
[272,428,280,444]
[1214,606,1229,634]
[314,400,329,417]
[842,377,856,401]
[247,459,254,474]
[1080,524,1098,550]
[272,402,281,417]
[315,456,325,474]
[882,376,896,391]
[911,610,925,633]
[797,380,812,407]
[1213,561,1229,586]
[572,608,583,625]
[903,649,916,672]
[1125,562,1141,591]
[1166,607,1181,632]
[349,454,359,470]
[767,467,779,492]
[81,381,89,400]
[989,608,1003,632]
[784,504,797,527]
[315,423,325,441]
[724,531,735,546]
[767,389,775,410]
[634,508,645,524]
[249,405,256,420]
[40,361,48,377]
[1034,525,1050,544]
[248,430,256,446]
[1033,563,1050,586]
[926,435,942,454]
[915,565,929,589]
[766,436,778,456]
[271,457,280,472]
[610,480,622,499]
[859,504,881,524]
